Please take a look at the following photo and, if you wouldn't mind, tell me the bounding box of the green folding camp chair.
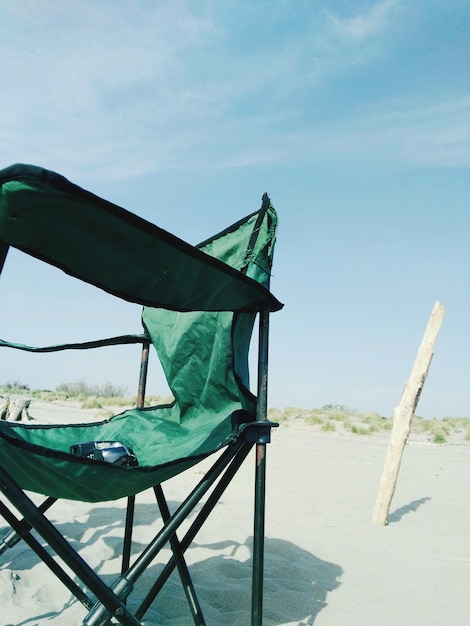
[0,164,282,625]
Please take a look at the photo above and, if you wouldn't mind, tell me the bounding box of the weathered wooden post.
[372,301,446,525]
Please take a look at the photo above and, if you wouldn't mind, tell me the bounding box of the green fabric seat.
[0,166,278,502]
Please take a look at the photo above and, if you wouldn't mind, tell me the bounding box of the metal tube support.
[136,339,150,409]
[252,309,270,626]
[85,438,246,626]
[0,496,56,556]
[0,500,94,610]
[0,466,140,626]
[127,439,244,583]
[122,496,136,575]
[121,340,150,574]
[154,485,206,626]
[136,442,253,621]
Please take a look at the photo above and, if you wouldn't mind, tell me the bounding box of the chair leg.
[251,308,271,626]
[0,500,94,610]
[251,442,267,626]
[87,439,247,626]
[0,439,254,625]
[136,442,253,621]
[121,488,206,625]
[122,496,136,574]
[154,485,206,626]
[0,466,141,626]
[0,495,56,556]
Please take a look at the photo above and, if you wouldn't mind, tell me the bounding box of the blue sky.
[1,1,469,417]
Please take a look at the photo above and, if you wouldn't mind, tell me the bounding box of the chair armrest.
[0,334,149,353]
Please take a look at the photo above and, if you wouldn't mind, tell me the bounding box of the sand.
[0,406,469,625]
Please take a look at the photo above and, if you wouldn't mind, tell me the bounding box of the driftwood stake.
[372,301,446,525]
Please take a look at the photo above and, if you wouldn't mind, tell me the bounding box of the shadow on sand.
[388,497,432,523]
[2,500,343,626]
[181,536,343,625]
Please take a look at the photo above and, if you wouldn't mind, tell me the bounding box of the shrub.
[144,395,173,407]
[268,407,284,423]
[433,432,447,444]
[322,404,356,413]
[331,411,349,422]
[307,415,323,425]
[2,381,30,393]
[80,398,103,409]
[56,379,127,398]
[351,424,369,436]
[96,410,114,420]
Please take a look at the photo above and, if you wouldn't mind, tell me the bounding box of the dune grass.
[269,405,470,444]
[2,383,468,444]
[0,381,172,412]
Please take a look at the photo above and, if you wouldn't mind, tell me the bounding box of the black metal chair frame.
[0,300,276,626]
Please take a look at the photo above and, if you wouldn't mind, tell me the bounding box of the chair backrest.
[142,195,278,422]
[0,164,281,314]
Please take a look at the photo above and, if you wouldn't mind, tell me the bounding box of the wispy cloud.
[280,93,470,170]
[1,1,220,176]
[1,1,467,180]
[349,94,470,168]
[326,0,400,41]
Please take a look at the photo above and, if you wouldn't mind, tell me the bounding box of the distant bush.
[80,398,103,409]
[322,404,356,413]
[56,379,127,398]
[281,406,306,420]
[268,407,284,423]
[433,432,447,444]
[1,381,30,393]
[330,411,349,422]
[412,417,434,434]
[350,424,369,436]
[307,415,323,425]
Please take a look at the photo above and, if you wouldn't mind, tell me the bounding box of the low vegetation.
[268,404,470,445]
[2,383,468,444]
[0,380,171,411]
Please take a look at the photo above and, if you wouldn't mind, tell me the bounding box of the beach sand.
[0,406,469,625]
